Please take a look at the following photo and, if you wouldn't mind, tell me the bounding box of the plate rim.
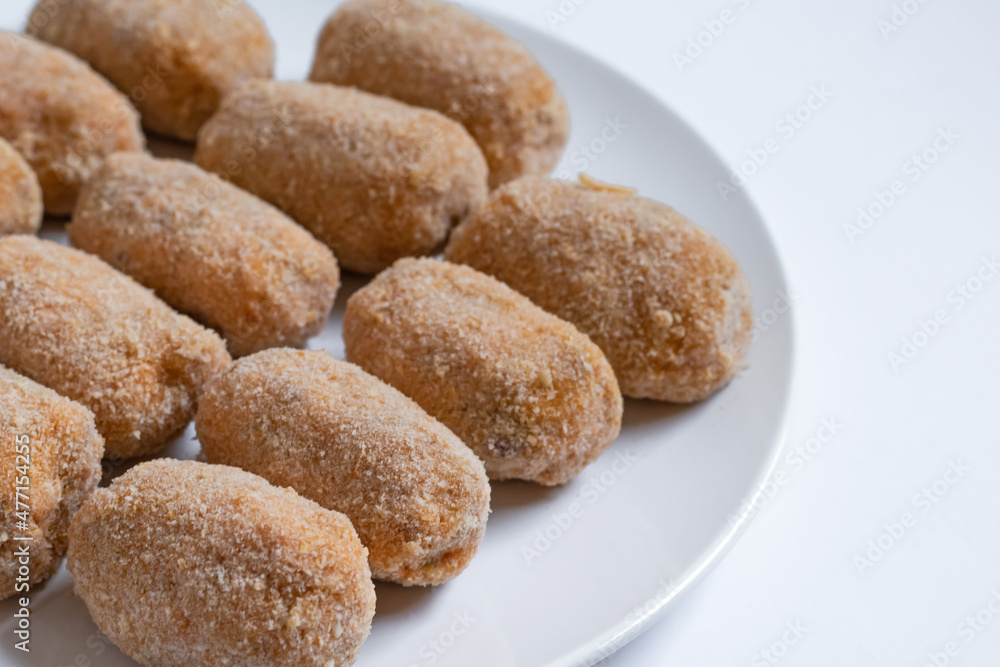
[461,9,799,665]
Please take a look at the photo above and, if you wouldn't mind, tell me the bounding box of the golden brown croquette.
[69,153,340,357]
[195,80,488,274]
[0,236,231,459]
[197,349,490,586]
[344,258,623,486]
[445,177,754,402]
[68,459,376,667]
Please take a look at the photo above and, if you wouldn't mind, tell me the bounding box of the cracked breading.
[195,80,488,274]
[310,0,569,188]
[27,0,274,141]
[0,236,231,459]
[0,32,144,215]
[69,153,340,357]
[197,349,490,586]
[68,459,375,667]
[0,138,42,236]
[0,366,103,599]
[445,177,754,403]
[344,258,622,486]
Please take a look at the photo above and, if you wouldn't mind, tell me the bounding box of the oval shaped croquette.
[194,80,488,274]
[0,365,103,599]
[67,459,376,667]
[197,349,490,586]
[344,258,622,486]
[27,0,275,141]
[0,32,144,215]
[0,236,231,459]
[309,0,569,188]
[445,177,754,402]
[69,152,340,358]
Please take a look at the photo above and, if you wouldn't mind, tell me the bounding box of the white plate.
[0,3,795,666]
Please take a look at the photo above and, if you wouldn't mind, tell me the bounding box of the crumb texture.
[197,349,490,585]
[344,258,622,486]
[69,153,340,357]
[0,32,144,215]
[67,459,376,667]
[28,0,274,141]
[0,365,103,599]
[0,138,42,236]
[0,236,231,459]
[195,80,488,274]
[445,177,754,402]
[310,0,570,188]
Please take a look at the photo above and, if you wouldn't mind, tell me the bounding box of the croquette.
[197,349,490,585]
[445,177,754,402]
[344,258,622,486]
[310,0,569,188]
[27,0,274,141]
[69,153,340,357]
[194,80,488,274]
[0,366,103,599]
[0,236,231,459]
[67,459,376,667]
[0,32,144,215]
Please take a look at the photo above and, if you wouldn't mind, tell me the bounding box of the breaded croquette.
[0,366,103,599]
[344,258,622,486]
[310,0,569,188]
[68,459,376,667]
[0,236,231,459]
[69,153,340,357]
[0,32,144,215]
[197,349,490,585]
[27,0,274,141]
[195,80,488,274]
[445,177,753,402]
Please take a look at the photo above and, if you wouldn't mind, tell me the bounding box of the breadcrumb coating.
[0,236,231,459]
[195,80,488,274]
[445,177,754,403]
[0,32,144,215]
[0,138,42,236]
[69,152,340,358]
[197,349,490,586]
[344,258,622,486]
[0,366,103,599]
[67,459,376,667]
[27,0,275,141]
[310,0,570,188]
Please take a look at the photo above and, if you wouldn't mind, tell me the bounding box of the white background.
[6,1,1000,665]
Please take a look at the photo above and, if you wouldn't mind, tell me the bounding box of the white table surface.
[5,1,1000,665]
